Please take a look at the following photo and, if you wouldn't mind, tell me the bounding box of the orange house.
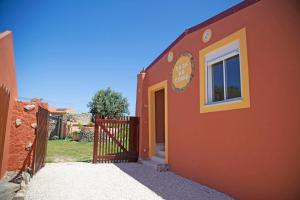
[135,0,300,199]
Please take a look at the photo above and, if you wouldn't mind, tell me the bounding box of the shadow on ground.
[114,163,233,200]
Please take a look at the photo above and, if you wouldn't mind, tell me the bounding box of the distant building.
[48,107,75,139]
[48,107,76,115]
[48,107,92,139]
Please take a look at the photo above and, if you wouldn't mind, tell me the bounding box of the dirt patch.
[52,155,75,163]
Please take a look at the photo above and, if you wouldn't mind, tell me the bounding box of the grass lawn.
[46,140,93,163]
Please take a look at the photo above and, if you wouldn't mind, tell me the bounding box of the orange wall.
[0,31,18,178]
[8,101,48,171]
[136,1,300,199]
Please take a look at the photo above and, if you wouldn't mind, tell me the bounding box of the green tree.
[87,88,129,118]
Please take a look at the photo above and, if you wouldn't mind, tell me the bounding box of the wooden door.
[155,89,165,144]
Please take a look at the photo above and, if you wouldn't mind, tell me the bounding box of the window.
[207,44,241,104]
[199,28,250,113]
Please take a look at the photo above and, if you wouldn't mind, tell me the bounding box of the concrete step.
[139,159,169,172]
[151,156,165,164]
[139,159,158,169]
[156,143,165,151]
[156,150,165,158]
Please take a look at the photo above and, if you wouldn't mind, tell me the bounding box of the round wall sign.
[167,51,174,62]
[202,29,212,43]
[171,52,194,92]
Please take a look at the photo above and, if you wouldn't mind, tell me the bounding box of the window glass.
[212,61,224,102]
[225,55,241,99]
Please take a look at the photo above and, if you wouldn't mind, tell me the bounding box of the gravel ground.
[25,162,233,200]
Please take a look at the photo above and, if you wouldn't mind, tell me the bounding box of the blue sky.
[0,0,240,114]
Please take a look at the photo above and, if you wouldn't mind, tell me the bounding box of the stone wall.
[7,101,48,171]
[48,117,57,138]
[63,113,93,138]
[64,113,92,125]
[80,127,94,142]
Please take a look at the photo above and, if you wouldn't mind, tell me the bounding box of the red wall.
[8,101,48,171]
[0,31,18,178]
[136,1,300,199]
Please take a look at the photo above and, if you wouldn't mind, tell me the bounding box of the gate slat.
[108,122,111,158]
[113,124,115,158]
[93,123,99,163]
[100,121,103,162]
[126,117,129,150]
[122,117,126,161]
[104,122,107,158]
[117,120,121,162]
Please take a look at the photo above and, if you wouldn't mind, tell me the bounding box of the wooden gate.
[93,115,139,163]
[32,106,49,175]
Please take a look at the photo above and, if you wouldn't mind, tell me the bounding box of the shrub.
[87,87,129,119]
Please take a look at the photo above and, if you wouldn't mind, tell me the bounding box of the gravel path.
[25,162,233,200]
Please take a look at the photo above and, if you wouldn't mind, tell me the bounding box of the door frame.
[148,80,168,163]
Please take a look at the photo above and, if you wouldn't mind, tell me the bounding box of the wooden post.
[93,116,99,163]
[129,117,139,162]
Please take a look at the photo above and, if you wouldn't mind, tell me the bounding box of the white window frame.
[205,40,242,105]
